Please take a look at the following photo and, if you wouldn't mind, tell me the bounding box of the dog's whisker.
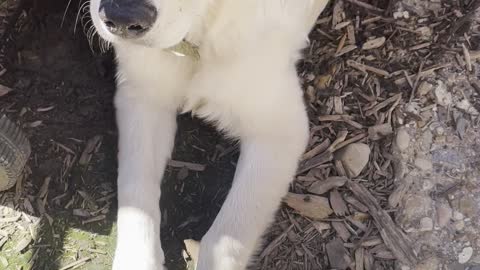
[61,0,74,28]
[87,26,95,47]
[74,1,90,33]
[75,1,91,34]
[79,0,90,11]
[79,15,90,32]
[83,19,93,36]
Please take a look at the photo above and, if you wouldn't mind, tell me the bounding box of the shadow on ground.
[0,2,236,269]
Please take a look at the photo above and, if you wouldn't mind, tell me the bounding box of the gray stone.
[335,143,370,178]
[396,129,410,151]
[456,99,479,115]
[458,247,473,264]
[454,220,465,231]
[414,158,433,171]
[414,256,441,270]
[434,82,452,107]
[398,194,433,230]
[436,203,452,228]
[417,81,434,97]
[419,217,433,232]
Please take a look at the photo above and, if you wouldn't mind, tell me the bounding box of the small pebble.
[393,11,410,19]
[458,247,473,264]
[417,81,433,97]
[434,82,452,107]
[456,99,479,115]
[415,257,441,270]
[419,217,433,232]
[396,129,410,151]
[436,203,452,228]
[414,158,433,171]
[434,126,445,136]
[453,211,464,220]
[335,143,371,178]
[454,220,465,231]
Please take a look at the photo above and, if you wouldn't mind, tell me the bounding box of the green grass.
[1,213,116,270]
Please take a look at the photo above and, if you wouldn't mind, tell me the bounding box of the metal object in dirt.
[0,115,30,191]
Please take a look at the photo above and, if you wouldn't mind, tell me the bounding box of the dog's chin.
[94,25,185,50]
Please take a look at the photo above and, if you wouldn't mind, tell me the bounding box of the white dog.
[89,1,329,269]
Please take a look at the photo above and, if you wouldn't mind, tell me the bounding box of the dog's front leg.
[194,84,309,269]
[112,88,177,270]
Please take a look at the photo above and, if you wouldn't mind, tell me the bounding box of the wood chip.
[335,44,358,57]
[336,34,348,54]
[331,0,345,29]
[409,42,431,51]
[346,0,384,12]
[335,21,352,30]
[326,238,352,270]
[347,60,390,77]
[297,151,333,174]
[284,193,333,220]
[364,250,375,270]
[462,43,472,72]
[168,160,206,171]
[394,63,453,85]
[14,234,32,253]
[26,120,42,128]
[355,248,365,270]
[312,221,331,232]
[388,177,413,208]
[347,181,418,266]
[308,176,348,195]
[259,225,293,259]
[79,135,103,166]
[0,84,12,97]
[330,189,349,216]
[59,257,91,270]
[37,177,51,199]
[302,139,331,161]
[316,74,333,89]
[332,221,351,242]
[37,105,56,112]
[81,215,106,225]
[365,94,402,117]
[347,25,356,44]
[368,124,393,140]
[328,130,349,152]
[333,133,368,152]
[362,37,385,50]
[0,256,8,267]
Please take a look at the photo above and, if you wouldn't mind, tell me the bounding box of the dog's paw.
[183,239,200,270]
[112,246,164,270]
[196,234,247,270]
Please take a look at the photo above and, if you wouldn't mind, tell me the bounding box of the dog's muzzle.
[99,0,157,39]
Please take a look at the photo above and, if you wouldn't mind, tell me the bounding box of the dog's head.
[90,0,206,48]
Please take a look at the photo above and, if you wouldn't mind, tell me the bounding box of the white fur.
[90,1,329,269]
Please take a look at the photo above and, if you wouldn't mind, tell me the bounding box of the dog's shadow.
[0,2,237,269]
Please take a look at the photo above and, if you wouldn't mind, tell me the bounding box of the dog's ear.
[183,239,200,269]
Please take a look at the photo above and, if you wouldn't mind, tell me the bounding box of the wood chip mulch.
[257,1,480,269]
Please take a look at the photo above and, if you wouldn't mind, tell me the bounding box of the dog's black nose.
[99,0,157,39]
